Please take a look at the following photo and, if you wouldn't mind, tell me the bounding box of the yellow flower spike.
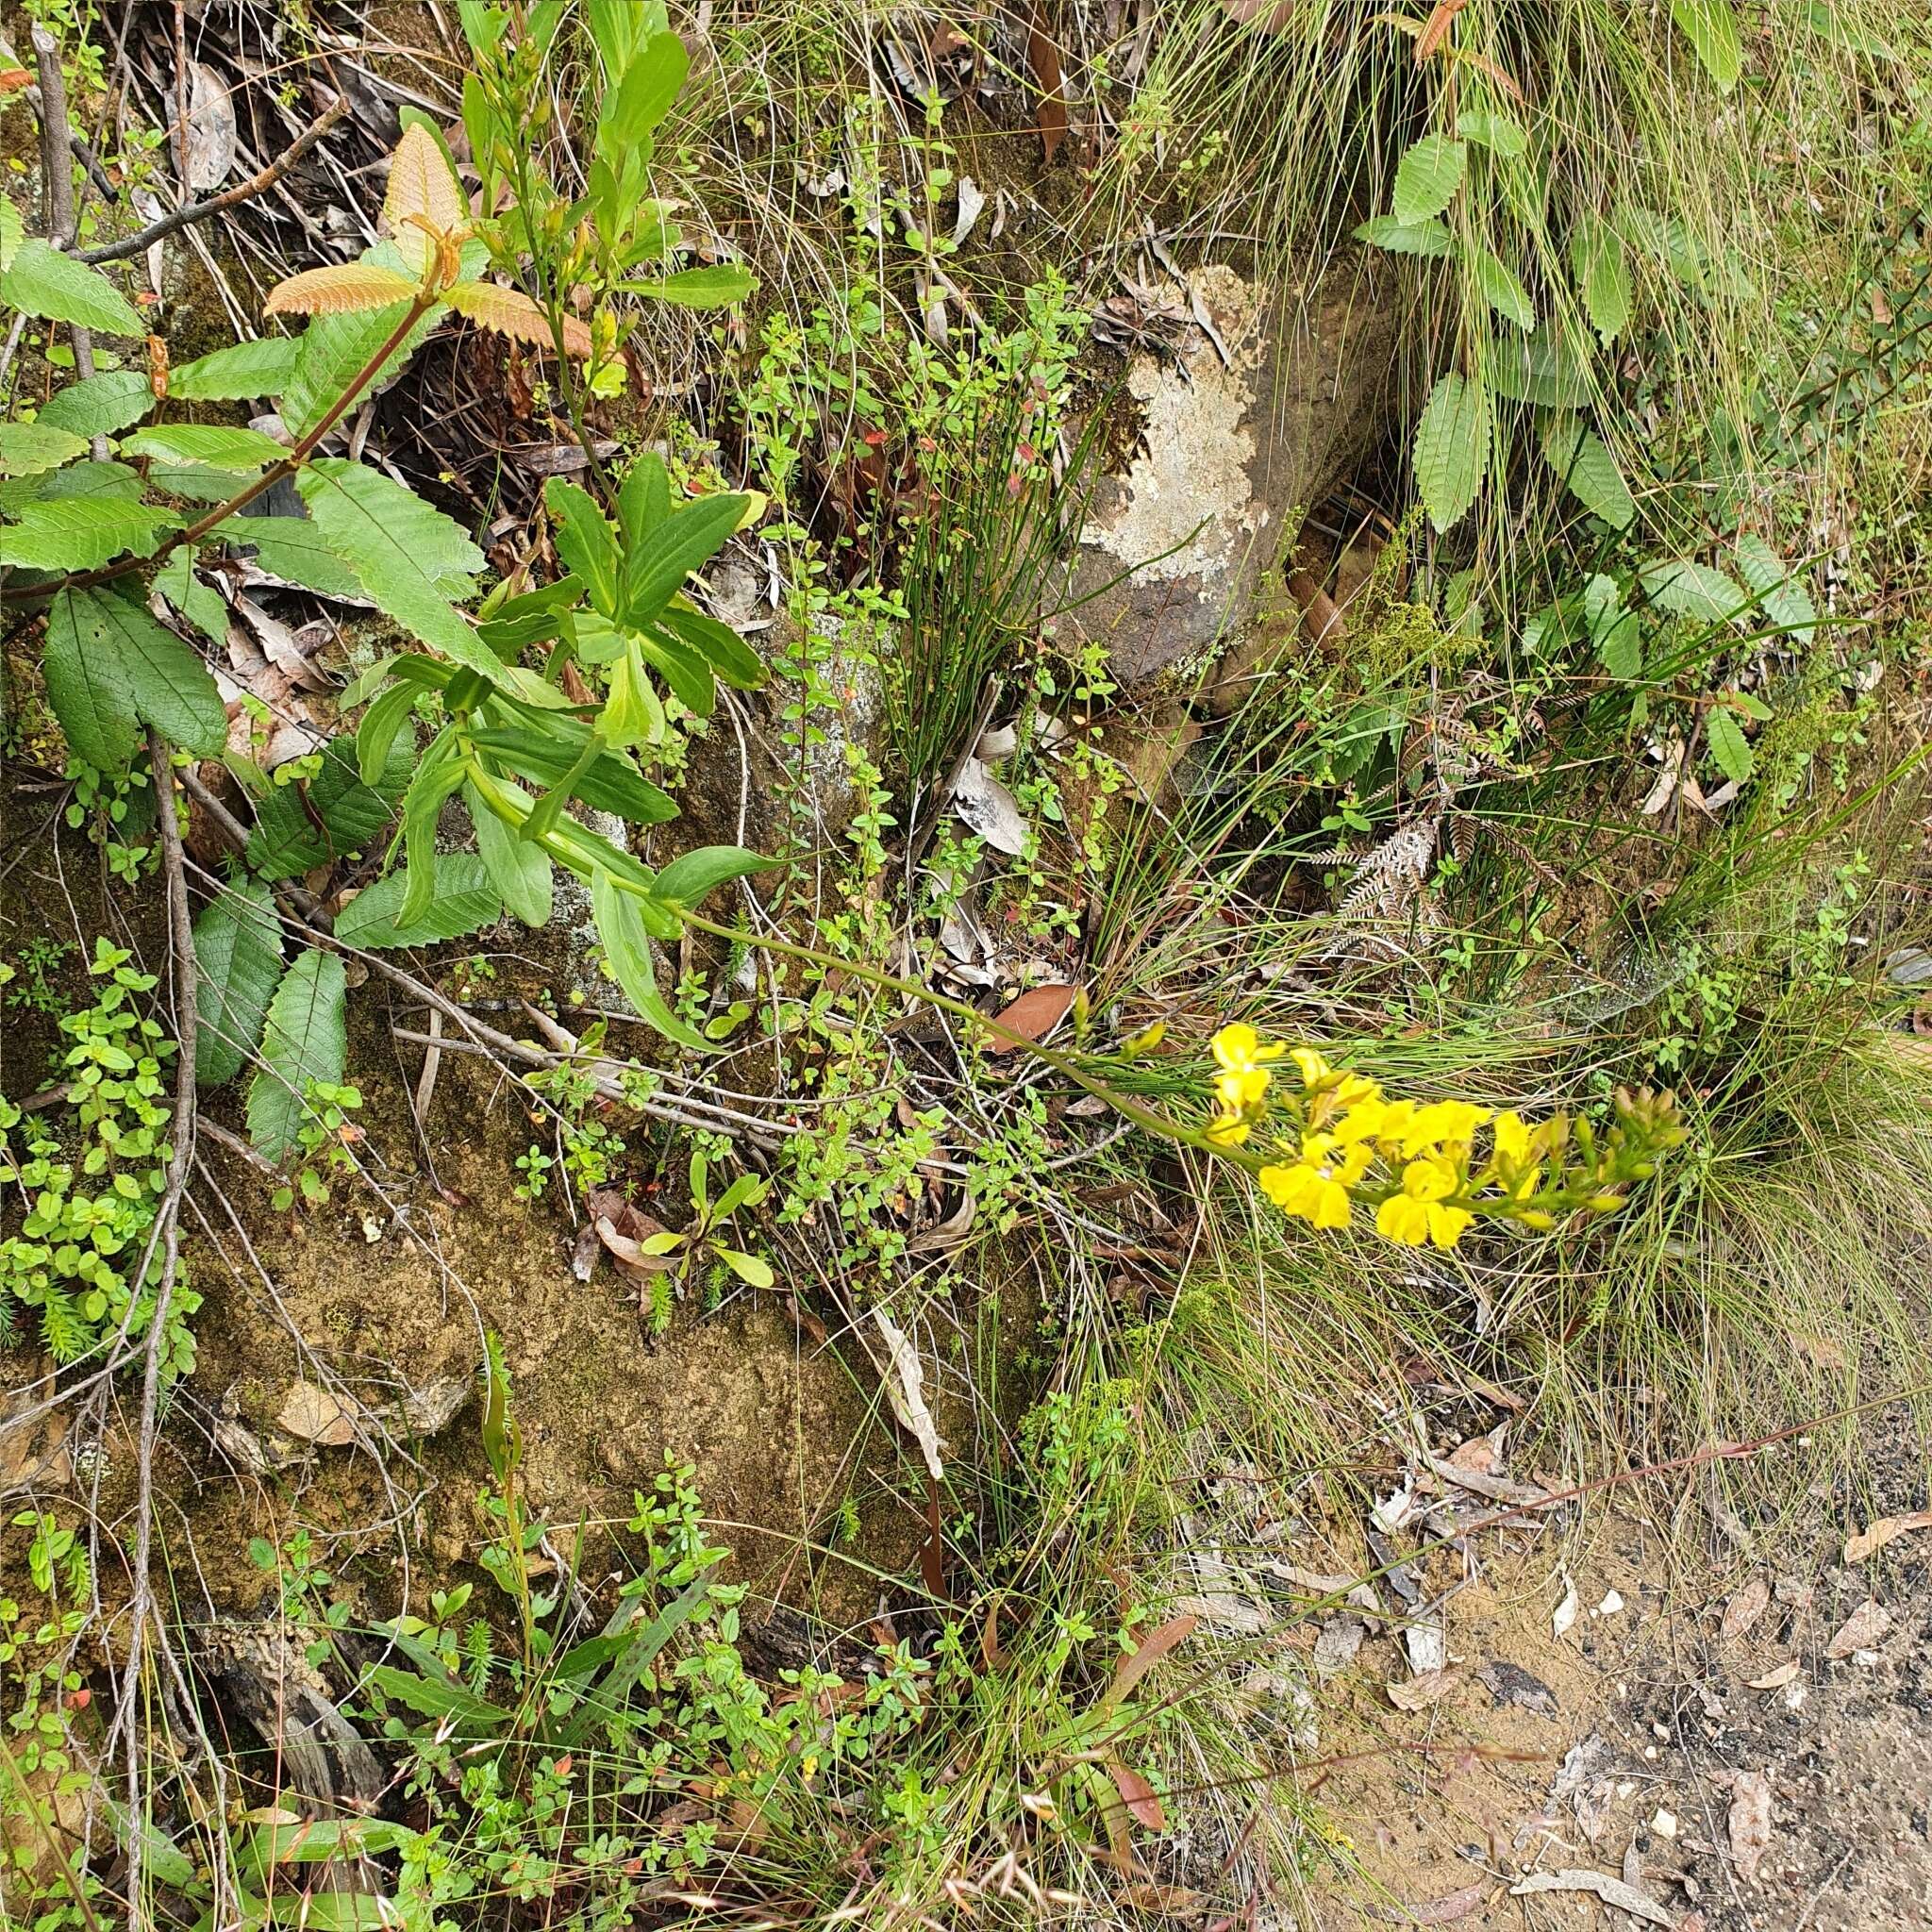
[1374,1156,1471,1248]
[1213,1024,1284,1075]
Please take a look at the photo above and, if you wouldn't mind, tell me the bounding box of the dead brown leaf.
[1026,12,1067,163]
[1399,1884,1492,1925]
[1387,1668,1462,1711]
[1104,1758,1165,1832]
[986,982,1078,1054]
[276,1379,356,1447]
[1746,1660,1800,1690]
[1843,1509,1932,1563]
[1724,1769,1774,1882]
[1719,1574,1769,1643]
[1824,1597,1892,1657]
[1414,0,1473,61]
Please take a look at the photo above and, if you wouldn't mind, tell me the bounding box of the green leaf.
[1471,248,1534,331]
[295,461,500,675]
[716,1247,774,1290]
[1352,215,1454,258]
[1488,332,1592,408]
[543,477,622,618]
[281,277,444,439]
[601,30,689,147]
[591,869,707,1050]
[246,735,411,877]
[1639,558,1749,623]
[121,424,287,470]
[1734,532,1817,634]
[37,370,156,439]
[1455,110,1527,159]
[1705,705,1754,785]
[0,200,20,273]
[1540,416,1635,529]
[467,724,677,824]
[1584,573,1642,678]
[0,497,177,571]
[246,950,349,1161]
[652,603,765,689]
[334,852,502,949]
[192,877,285,1087]
[43,585,226,768]
[355,680,421,784]
[0,240,145,335]
[168,335,300,402]
[1572,215,1632,344]
[1671,0,1742,90]
[625,262,754,308]
[652,844,772,907]
[467,778,553,926]
[1412,372,1491,533]
[0,456,142,515]
[1391,134,1467,224]
[228,512,366,600]
[0,422,88,476]
[395,734,468,931]
[617,454,671,549]
[152,546,229,648]
[623,491,746,625]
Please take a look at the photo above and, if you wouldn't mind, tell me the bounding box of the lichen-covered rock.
[1057,258,1395,690]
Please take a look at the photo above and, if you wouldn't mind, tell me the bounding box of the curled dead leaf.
[873,1307,944,1480]
[1824,1597,1892,1658]
[1746,1660,1800,1690]
[986,982,1078,1055]
[1843,1509,1932,1564]
[1719,1574,1769,1643]
[1387,1667,1462,1712]
[275,1379,356,1448]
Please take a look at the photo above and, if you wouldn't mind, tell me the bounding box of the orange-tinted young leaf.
[444,280,594,358]
[0,65,32,94]
[1414,0,1472,60]
[264,262,419,316]
[383,124,467,275]
[1104,1758,1167,1833]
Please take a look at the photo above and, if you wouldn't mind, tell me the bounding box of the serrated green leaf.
[0,456,143,515]
[246,735,412,877]
[168,336,300,401]
[43,585,225,767]
[247,951,348,1161]
[282,275,444,439]
[1734,532,1817,634]
[1392,135,1467,224]
[1705,705,1753,784]
[0,422,88,476]
[0,201,20,274]
[0,497,177,570]
[335,852,502,949]
[1455,111,1527,159]
[1413,372,1491,533]
[192,878,285,1086]
[228,512,367,600]
[37,369,156,439]
[1471,248,1534,330]
[1671,0,1742,89]
[152,546,229,648]
[1352,214,1454,258]
[467,779,552,926]
[624,262,753,308]
[1584,572,1642,678]
[652,843,772,906]
[1640,558,1749,622]
[544,477,621,617]
[1572,215,1632,344]
[0,240,145,335]
[1489,332,1592,408]
[121,424,288,470]
[1540,416,1635,529]
[591,867,708,1050]
[295,461,499,675]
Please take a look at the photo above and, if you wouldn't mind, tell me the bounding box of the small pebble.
[1653,1808,1678,1839]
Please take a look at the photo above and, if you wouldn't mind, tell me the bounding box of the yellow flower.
[1214,1024,1284,1075]
[1374,1157,1473,1249]
[1491,1110,1531,1164]
[1289,1046,1331,1087]
[1214,1065,1273,1116]
[1394,1099,1492,1158]
[1207,1110,1252,1147]
[1332,1096,1392,1143]
[1260,1159,1351,1228]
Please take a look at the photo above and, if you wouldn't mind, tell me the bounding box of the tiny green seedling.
[638,1152,775,1293]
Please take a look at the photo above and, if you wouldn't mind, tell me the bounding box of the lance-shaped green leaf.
[624,262,754,308]
[192,877,285,1087]
[544,477,621,617]
[591,867,708,1050]
[168,336,301,401]
[1671,0,1742,89]
[466,724,676,824]
[0,422,88,478]
[152,546,229,648]
[465,774,554,926]
[247,950,349,1161]
[1392,134,1467,224]
[1541,415,1635,529]
[652,844,773,908]
[1705,704,1754,784]
[335,851,502,949]
[122,424,288,471]
[623,491,747,625]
